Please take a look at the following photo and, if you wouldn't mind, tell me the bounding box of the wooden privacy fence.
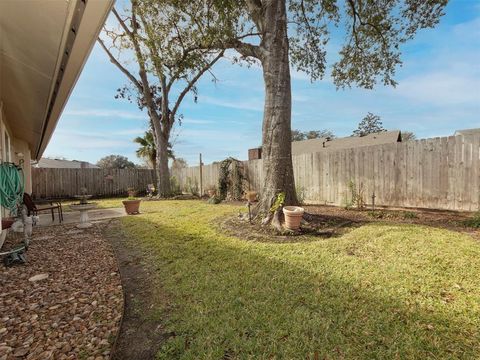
[31,168,156,199]
[172,134,480,212]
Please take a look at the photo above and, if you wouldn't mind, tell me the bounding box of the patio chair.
[23,193,63,223]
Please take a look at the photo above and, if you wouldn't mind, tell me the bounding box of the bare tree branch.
[97,37,143,91]
[170,50,225,125]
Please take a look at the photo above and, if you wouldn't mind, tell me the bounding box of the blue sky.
[45,0,480,166]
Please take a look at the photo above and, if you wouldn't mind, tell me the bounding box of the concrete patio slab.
[37,207,126,227]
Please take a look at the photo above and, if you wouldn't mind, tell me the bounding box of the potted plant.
[246,191,257,202]
[127,187,137,197]
[122,189,141,215]
[282,206,305,230]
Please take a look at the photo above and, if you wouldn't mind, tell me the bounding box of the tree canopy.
[97,155,136,169]
[202,0,447,87]
[98,0,225,196]
[353,113,386,137]
[292,129,336,142]
[401,131,417,141]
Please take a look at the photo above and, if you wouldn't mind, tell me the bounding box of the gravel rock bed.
[0,223,123,359]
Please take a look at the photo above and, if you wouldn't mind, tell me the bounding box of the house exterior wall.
[0,102,32,243]
[0,0,114,246]
[0,103,32,193]
[12,138,32,194]
[0,102,11,242]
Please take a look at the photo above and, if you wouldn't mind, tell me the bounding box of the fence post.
[199,153,203,196]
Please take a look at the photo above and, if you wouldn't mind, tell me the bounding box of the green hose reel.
[0,162,25,215]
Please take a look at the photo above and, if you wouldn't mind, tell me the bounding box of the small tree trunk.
[152,123,171,197]
[151,157,158,191]
[254,0,298,229]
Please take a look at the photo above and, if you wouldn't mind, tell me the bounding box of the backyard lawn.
[60,197,124,211]
[115,200,479,359]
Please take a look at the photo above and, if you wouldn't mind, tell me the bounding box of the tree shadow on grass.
[116,215,480,359]
[218,212,367,244]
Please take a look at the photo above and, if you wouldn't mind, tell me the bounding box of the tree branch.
[170,50,225,125]
[231,39,264,59]
[245,0,265,33]
[347,0,388,47]
[112,7,133,37]
[97,37,143,91]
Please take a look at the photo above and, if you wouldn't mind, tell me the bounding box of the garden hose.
[0,162,25,215]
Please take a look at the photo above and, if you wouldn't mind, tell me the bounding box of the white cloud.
[395,71,480,105]
[200,95,264,112]
[64,108,145,120]
[452,17,480,42]
[49,133,129,150]
[181,118,214,125]
[112,128,146,136]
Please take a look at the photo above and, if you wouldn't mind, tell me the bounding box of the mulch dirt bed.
[220,203,479,242]
[304,205,479,237]
[0,222,123,360]
[103,219,168,360]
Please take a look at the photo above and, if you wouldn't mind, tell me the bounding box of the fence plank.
[31,168,157,200]
[33,135,480,211]
[170,135,480,211]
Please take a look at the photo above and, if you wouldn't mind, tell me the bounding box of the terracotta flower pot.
[282,206,304,230]
[246,191,257,202]
[1,217,15,230]
[122,199,141,215]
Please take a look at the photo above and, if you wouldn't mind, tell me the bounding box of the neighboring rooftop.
[291,130,402,156]
[455,128,480,136]
[248,130,401,160]
[35,158,99,169]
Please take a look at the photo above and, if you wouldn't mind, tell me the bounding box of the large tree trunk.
[254,0,298,228]
[152,126,171,197]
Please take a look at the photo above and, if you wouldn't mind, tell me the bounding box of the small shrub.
[270,192,286,213]
[368,210,385,219]
[296,186,306,205]
[344,180,365,209]
[403,211,418,219]
[207,195,222,204]
[205,184,217,197]
[463,212,480,228]
[170,176,182,195]
[217,157,245,201]
[184,177,199,196]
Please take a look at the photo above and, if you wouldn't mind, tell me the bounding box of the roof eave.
[34,0,114,160]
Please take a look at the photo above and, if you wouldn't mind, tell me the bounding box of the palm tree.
[134,131,157,170]
[134,130,175,189]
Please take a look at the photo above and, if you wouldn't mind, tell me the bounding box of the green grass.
[60,197,124,211]
[117,200,480,359]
